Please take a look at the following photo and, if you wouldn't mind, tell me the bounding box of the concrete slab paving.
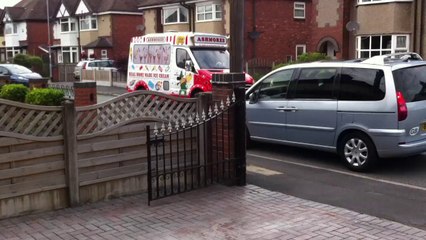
[0,185,424,240]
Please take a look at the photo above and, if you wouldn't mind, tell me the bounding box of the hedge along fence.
[0,91,201,219]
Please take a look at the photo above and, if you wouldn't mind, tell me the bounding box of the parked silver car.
[246,53,426,171]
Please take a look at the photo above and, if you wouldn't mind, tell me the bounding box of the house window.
[5,23,17,34]
[6,47,20,61]
[101,50,108,59]
[196,2,222,22]
[80,15,97,30]
[294,2,305,19]
[356,35,409,58]
[163,6,188,24]
[296,44,306,60]
[62,47,79,63]
[60,18,76,32]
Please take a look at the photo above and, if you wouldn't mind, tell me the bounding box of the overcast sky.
[0,0,21,9]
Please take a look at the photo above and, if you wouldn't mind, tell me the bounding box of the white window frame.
[356,34,409,58]
[101,49,108,59]
[61,47,79,63]
[294,2,305,19]
[357,0,413,5]
[196,2,222,22]
[80,15,98,31]
[163,6,189,25]
[296,44,306,60]
[5,23,18,35]
[60,18,77,33]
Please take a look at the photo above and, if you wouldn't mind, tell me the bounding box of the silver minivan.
[246,53,426,171]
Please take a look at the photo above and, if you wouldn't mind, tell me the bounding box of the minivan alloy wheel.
[344,138,368,167]
[339,132,378,171]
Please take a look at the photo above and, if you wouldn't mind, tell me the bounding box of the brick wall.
[111,15,144,62]
[245,0,313,62]
[26,21,49,57]
[244,0,352,62]
[74,82,97,107]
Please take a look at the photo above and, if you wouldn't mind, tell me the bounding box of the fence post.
[234,87,246,186]
[212,73,246,186]
[62,100,80,206]
[196,92,212,180]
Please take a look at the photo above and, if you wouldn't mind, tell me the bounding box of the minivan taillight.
[397,91,407,121]
[82,63,87,70]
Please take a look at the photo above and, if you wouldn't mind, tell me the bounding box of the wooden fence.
[0,91,200,219]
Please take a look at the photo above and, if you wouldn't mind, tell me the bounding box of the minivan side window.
[393,65,426,102]
[291,68,337,99]
[339,68,385,101]
[256,69,294,100]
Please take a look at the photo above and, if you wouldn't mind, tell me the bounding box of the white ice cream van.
[127,32,253,97]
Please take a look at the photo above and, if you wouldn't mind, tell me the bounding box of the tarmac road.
[247,142,426,230]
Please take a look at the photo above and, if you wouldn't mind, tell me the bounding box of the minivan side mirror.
[248,92,259,104]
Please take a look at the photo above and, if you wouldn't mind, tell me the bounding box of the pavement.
[0,185,425,240]
[96,85,128,97]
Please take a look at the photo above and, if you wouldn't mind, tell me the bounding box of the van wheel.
[338,132,378,172]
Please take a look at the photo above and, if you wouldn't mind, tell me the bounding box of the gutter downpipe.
[180,2,193,32]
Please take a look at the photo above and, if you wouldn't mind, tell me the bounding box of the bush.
[25,88,65,106]
[0,84,30,102]
[272,52,330,70]
[13,54,32,68]
[13,54,44,75]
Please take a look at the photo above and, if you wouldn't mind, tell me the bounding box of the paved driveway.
[0,185,425,240]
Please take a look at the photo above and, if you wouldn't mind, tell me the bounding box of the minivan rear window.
[393,65,426,102]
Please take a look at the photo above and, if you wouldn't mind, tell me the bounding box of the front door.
[285,67,338,148]
[246,69,294,143]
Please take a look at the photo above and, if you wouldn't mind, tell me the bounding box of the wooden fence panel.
[0,137,66,200]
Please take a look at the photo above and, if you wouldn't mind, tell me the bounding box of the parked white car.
[74,60,117,79]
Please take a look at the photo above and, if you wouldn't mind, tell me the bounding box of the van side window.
[256,69,294,100]
[176,49,190,69]
[291,68,336,99]
[339,68,385,101]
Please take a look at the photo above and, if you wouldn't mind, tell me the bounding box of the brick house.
[138,0,354,69]
[51,0,145,80]
[2,0,60,62]
[354,0,426,58]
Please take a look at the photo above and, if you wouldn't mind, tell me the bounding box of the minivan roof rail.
[362,52,423,65]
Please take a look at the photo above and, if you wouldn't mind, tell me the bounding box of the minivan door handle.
[275,106,298,112]
[284,106,298,112]
[275,106,287,112]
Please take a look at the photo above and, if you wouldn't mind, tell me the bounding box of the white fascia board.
[94,11,144,16]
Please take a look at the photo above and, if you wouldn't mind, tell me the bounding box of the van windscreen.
[393,65,426,102]
[191,48,229,69]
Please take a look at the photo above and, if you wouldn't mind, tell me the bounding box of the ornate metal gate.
[146,90,246,205]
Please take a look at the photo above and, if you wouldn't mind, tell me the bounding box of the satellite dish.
[346,21,360,32]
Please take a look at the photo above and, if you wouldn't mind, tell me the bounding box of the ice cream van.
[127,32,254,97]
